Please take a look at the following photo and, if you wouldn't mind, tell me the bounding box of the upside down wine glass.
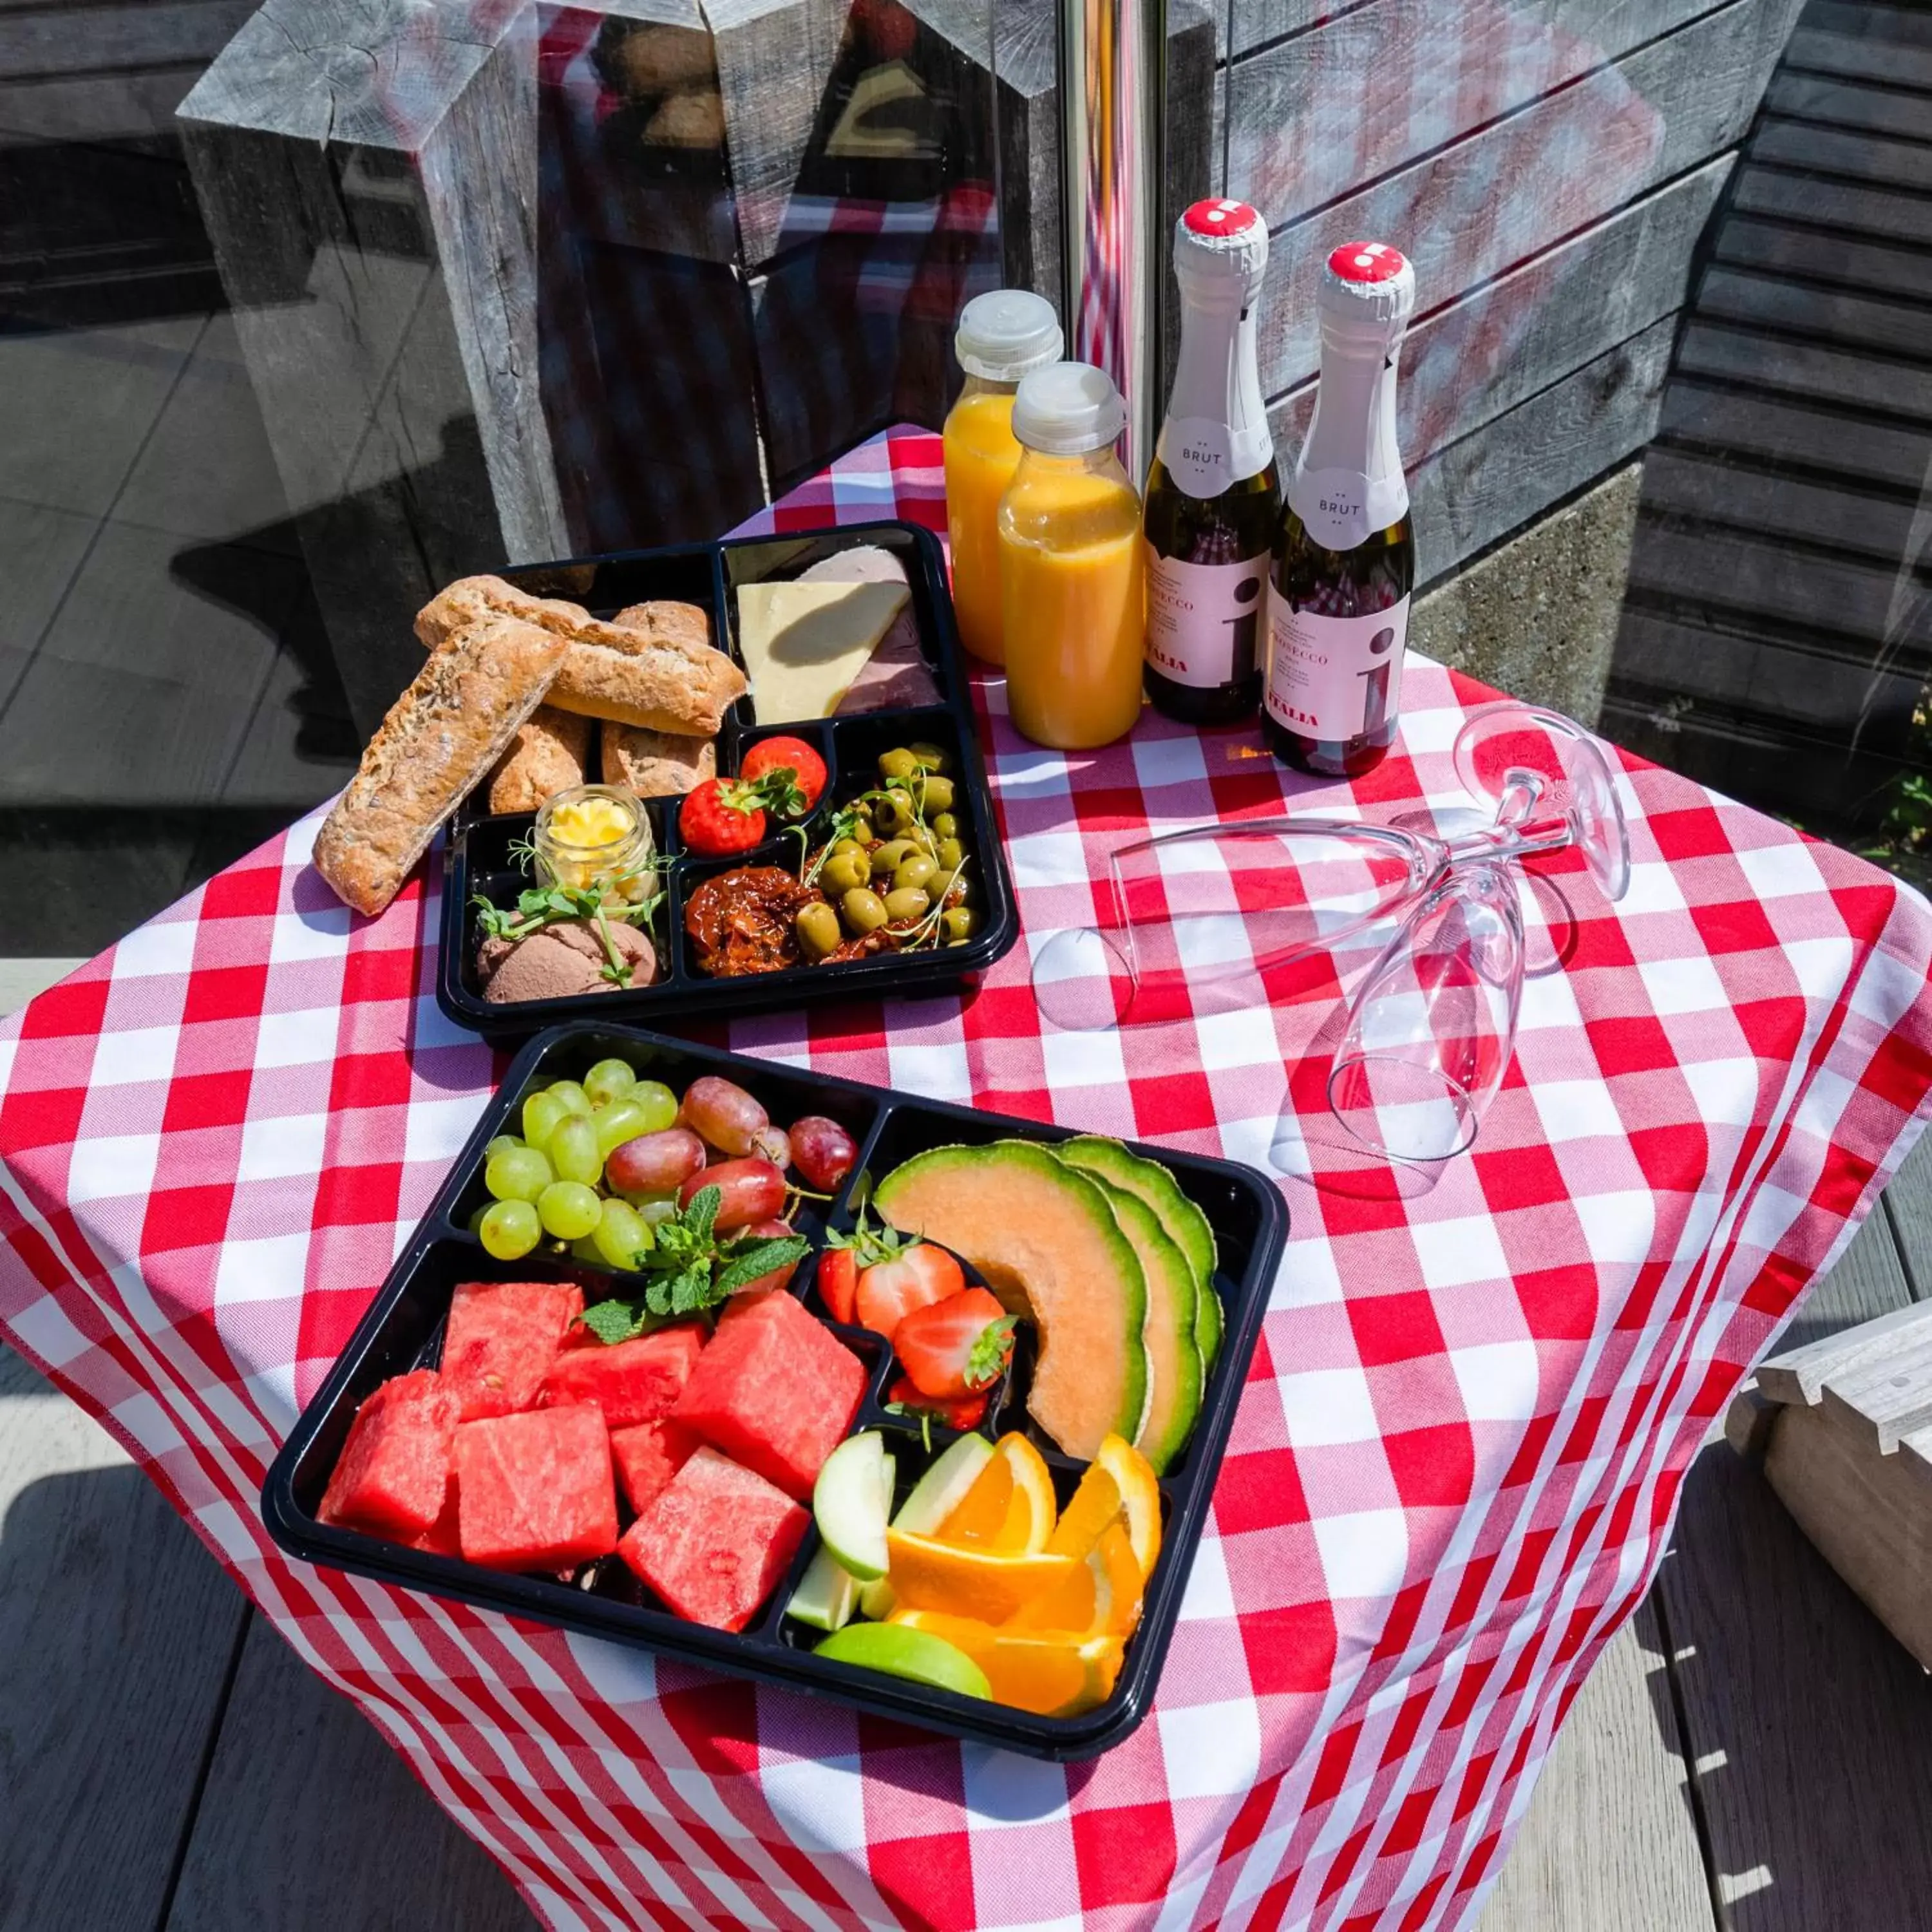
[1030,702,1632,1163]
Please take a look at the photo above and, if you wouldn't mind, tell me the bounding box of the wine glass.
[1029,701,1630,1159]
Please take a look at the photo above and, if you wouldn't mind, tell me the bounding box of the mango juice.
[998,451,1146,750]
[943,387,1023,666]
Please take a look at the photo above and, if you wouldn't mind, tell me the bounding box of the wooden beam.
[1268,158,1732,469]
[1227,0,1724,213]
[1244,0,1808,399]
[1406,316,1675,587]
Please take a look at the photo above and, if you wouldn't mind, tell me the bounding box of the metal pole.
[1061,0,1166,484]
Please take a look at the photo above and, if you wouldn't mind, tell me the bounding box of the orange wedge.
[936,1433,1057,1555]
[1095,1434,1163,1580]
[1009,1519,1145,1638]
[885,1528,1077,1624]
[890,1610,1127,1717]
[1046,1464,1123,1560]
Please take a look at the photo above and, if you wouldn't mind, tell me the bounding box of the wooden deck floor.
[3,943,1931,1929]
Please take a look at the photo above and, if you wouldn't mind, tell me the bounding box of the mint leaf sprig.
[576,1184,810,1344]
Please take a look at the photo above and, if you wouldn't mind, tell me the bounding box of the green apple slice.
[815,1621,992,1700]
[858,1430,994,1620]
[788,1542,861,1632]
[813,1432,893,1581]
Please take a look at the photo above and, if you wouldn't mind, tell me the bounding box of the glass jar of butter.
[533,785,657,907]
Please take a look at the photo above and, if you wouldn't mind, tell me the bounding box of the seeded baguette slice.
[415,576,743,737]
[488,703,592,814]
[314,616,567,916]
[600,720,716,797]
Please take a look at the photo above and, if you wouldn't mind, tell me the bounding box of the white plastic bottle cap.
[1010,361,1127,455]
[954,290,1065,382]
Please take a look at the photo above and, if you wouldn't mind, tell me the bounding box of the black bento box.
[435,522,1018,1041]
[261,1025,1289,1760]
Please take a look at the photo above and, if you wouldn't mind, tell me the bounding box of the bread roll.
[415,576,741,737]
[487,705,592,814]
[314,617,567,917]
[601,721,716,797]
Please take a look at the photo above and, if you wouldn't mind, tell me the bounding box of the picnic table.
[4,425,1931,1932]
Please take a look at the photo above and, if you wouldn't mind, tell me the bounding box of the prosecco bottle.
[1262,240,1417,777]
[1142,199,1281,727]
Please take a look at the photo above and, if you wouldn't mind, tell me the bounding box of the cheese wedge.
[737,579,913,723]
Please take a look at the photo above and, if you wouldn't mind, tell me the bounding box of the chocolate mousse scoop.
[478,918,656,1003]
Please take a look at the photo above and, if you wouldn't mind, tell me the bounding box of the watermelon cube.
[669,1290,866,1499]
[609,1418,699,1515]
[410,1481,462,1558]
[541,1322,706,1428]
[454,1403,618,1570]
[319,1369,459,1537]
[441,1280,583,1420]
[620,1447,808,1631]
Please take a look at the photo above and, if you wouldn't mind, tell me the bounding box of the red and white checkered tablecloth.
[5,426,1931,1932]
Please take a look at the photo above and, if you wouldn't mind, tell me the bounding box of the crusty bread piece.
[415,576,742,737]
[488,704,591,814]
[600,720,716,797]
[611,600,713,652]
[314,616,567,916]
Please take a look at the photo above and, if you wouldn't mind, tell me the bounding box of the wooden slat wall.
[1215,0,1808,587]
[1597,0,1932,830]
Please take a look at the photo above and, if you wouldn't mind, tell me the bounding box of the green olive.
[913,774,956,814]
[907,823,936,853]
[849,815,875,846]
[796,902,842,958]
[829,837,868,863]
[942,906,980,943]
[875,790,917,835]
[894,853,938,893]
[878,748,921,783]
[908,742,951,773]
[840,887,888,934]
[931,812,958,841]
[883,886,931,922]
[870,837,915,872]
[820,851,871,894]
[935,837,965,873]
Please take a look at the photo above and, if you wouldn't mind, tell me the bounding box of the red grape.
[679,1157,786,1231]
[679,1075,768,1156]
[789,1115,858,1192]
[606,1127,706,1195]
[750,1122,791,1171]
[730,1217,802,1298]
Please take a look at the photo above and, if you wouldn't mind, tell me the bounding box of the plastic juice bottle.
[943,290,1064,666]
[998,362,1146,750]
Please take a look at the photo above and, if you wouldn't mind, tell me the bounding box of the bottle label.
[1264,588,1410,741]
[1160,416,1273,500]
[1145,548,1271,688]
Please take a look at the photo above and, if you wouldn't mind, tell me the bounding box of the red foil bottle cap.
[1184,198,1262,238]
[1327,240,1408,283]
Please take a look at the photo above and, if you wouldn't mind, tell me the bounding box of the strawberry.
[817,1245,858,1323]
[677,769,807,858]
[854,1240,966,1340]
[886,1375,989,1434]
[740,736,827,813]
[889,1287,1015,1399]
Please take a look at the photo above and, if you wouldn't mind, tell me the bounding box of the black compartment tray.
[435,522,1018,1041]
[261,1024,1287,1760]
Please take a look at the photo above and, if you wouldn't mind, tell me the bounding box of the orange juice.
[944,290,1063,665]
[998,361,1145,750]
[945,387,1023,665]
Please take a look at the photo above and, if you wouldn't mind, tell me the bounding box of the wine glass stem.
[1441,818,1574,870]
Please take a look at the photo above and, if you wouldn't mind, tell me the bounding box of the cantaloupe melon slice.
[874,1141,1147,1460]
[1074,1170,1202,1473]
[1059,1136,1223,1372]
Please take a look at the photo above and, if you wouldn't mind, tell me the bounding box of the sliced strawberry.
[854,1240,966,1340]
[887,1376,989,1434]
[890,1286,1014,1399]
[817,1245,858,1323]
